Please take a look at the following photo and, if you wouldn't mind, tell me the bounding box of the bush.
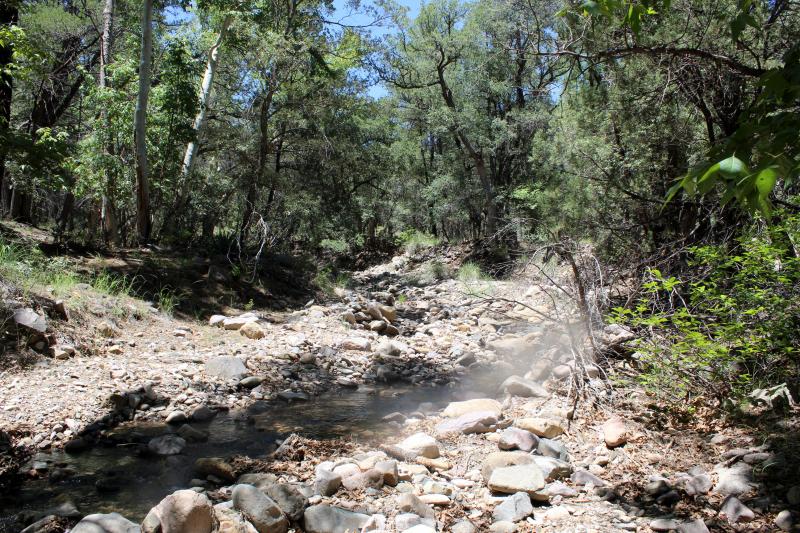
[156,287,183,316]
[425,260,451,281]
[399,230,439,255]
[0,240,77,295]
[92,270,137,297]
[613,211,800,406]
[457,261,492,296]
[320,239,349,254]
[314,267,352,296]
[457,261,488,282]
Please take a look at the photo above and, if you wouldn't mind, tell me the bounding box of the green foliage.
[424,260,451,281]
[156,287,182,316]
[613,210,800,403]
[457,261,488,282]
[314,267,352,296]
[92,270,137,297]
[457,261,493,296]
[319,239,349,254]
[566,0,799,219]
[669,45,800,218]
[399,230,439,255]
[0,240,77,296]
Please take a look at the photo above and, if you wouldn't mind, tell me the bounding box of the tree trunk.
[99,0,118,244]
[134,0,153,243]
[239,86,276,244]
[180,15,232,180]
[435,63,497,239]
[163,15,232,240]
[0,5,19,217]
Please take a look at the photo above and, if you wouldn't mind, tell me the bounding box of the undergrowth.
[0,240,78,297]
[612,209,800,409]
[399,230,439,255]
[314,267,352,296]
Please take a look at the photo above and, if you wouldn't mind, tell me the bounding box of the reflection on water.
[0,328,535,528]
[0,383,470,524]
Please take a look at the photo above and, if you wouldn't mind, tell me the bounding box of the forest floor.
[0,224,797,532]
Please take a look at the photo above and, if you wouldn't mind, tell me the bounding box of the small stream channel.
[1,330,533,529]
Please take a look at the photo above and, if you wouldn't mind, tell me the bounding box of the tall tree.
[134,0,154,243]
[99,0,117,243]
[0,3,19,215]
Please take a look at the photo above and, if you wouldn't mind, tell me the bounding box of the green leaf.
[754,167,778,196]
[698,162,721,183]
[580,1,601,16]
[718,156,748,178]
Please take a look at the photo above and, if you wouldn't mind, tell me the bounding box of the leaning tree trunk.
[0,4,19,216]
[179,15,232,180]
[163,15,232,238]
[134,0,153,243]
[99,0,118,244]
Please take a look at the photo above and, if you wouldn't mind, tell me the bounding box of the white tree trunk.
[134,0,153,243]
[180,15,232,180]
[99,0,117,244]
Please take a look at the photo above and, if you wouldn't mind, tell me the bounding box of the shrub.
[314,267,352,296]
[0,240,77,295]
[613,211,800,406]
[320,239,349,254]
[399,230,439,255]
[457,261,492,296]
[156,287,183,316]
[92,270,137,297]
[425,260,451,281]
[457,261,488,282]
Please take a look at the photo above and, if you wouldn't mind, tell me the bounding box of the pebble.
[775,510,795,531]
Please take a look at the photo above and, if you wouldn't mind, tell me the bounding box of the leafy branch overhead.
[562,0,799,218]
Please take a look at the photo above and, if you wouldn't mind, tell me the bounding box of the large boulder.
[341,469,383,491]
[488,464,545,496]
[232,484,288,533]
[314,468,342,496]
[482,451,535,481]
[195,457,236,483]
[515,418,565,438]
[602,417,628,448]
[537,438,569,460]
[498,428,538,452]
[436,411,498,436]
[397,494,435,520]
[492,492,533,523]
[141,490,213,533]
[532,456,573,482]
[303,504,371,533]
[205,357,248,380]
[397,433,440,459]
[147,435,186,456]
[13,308,47,333]
[238,472,279,491]
[340,338,371,351]
[263,483,308,522]
[71,513,140,533]
[240,322,266,340]
[442,399,502,418]
[499,376,549,398]
[214,505,258,533]
[223,316,257,330]
[714,463,754,496]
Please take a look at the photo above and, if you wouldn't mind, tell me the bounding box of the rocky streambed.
[3,255,798,532]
